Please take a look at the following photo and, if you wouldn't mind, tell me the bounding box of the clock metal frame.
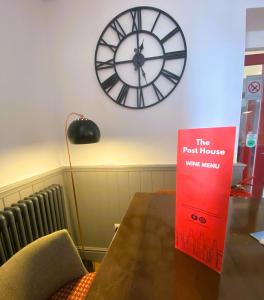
[95,6,187,109]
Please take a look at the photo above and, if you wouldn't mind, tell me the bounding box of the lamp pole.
[65,112,101,255]
[65,112,85,252]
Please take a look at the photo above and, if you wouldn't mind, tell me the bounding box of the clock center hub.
[132,53,145,68]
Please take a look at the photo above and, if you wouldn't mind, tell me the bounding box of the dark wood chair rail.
[86,193,264,300]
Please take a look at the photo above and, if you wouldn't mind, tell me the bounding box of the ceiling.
[246,8,264,32]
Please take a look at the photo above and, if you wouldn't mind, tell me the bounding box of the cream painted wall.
[0,0,61,187]
[0,0,263,187]
[45,0,253,166]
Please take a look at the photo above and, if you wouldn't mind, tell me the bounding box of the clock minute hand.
[141,67,147,84]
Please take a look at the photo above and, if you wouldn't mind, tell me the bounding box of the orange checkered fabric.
[50,272,96,300]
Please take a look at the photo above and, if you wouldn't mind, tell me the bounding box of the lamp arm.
[65,112,86,252]
[65,112,85,131]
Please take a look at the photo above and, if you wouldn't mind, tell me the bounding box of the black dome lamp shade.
[65,112,100,256]
[67,118,101,144]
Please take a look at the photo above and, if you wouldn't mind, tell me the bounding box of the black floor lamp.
[65,112,100,256]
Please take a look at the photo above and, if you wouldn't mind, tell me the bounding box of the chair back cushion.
[0,230,87,300]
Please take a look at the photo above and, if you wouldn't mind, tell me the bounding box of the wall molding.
[63,164,176,172]
[0,162,244,195]
[63,162,245,185]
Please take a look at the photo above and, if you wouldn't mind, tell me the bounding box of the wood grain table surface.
[86,193,264,300]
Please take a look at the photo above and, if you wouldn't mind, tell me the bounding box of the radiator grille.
[0,184,67,266]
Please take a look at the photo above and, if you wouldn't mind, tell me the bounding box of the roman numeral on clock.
[137,88,145,108]
[116,84,129,105]
[110,19,126,41]
[101,73,119,92]
[164,50,186,60]
[152,83,164,101]
[151,12,161,33]
[96,58,114,70]
[99,38,117,53]
[161,27,180,44]
[161,69,180,84]
[131,8,142,31]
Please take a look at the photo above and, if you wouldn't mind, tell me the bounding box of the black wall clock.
[95,6,187,109]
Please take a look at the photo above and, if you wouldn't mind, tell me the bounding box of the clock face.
[95,6,187,109]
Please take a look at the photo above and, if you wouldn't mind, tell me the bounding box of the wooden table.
[86,193,264,300]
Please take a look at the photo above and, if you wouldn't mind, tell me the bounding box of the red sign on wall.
[175,127,236,273]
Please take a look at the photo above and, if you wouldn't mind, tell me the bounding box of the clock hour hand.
[139,40,144,53]
[134,40,144,53]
